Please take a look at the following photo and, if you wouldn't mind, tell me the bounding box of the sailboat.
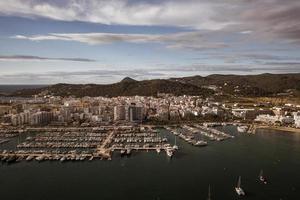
[172,136,179,150]
[235,176,245,196]
[259,170,267,184]
[207,185,211,200]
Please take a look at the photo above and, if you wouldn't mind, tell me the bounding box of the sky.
[0,0,300,84]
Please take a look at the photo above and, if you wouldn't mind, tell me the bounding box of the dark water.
[0,126,299,200]
[0,85,48,93]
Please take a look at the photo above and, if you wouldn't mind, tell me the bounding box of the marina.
[0,126,299,200]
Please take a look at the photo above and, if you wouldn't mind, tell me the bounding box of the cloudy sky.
[0,0,300,84]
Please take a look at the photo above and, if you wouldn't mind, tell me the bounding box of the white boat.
[259,170,267,184]
[26,155,34,161]
[120,149,126,156]
[207,185,211,200]
[172,136,179,150]
[126,148,132,155]
[235,176,246,196]
[166,147,173,157]
[194,140,208,146]
[60,156,66,162]
[156,148,161,154]
[237,125,248,133]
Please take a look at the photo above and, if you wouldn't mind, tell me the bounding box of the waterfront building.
[255,114,279,124]
[293,112,300,128]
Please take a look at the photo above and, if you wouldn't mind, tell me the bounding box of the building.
[30,111,53,125]
[293,112,300,128]
[255,114,279,124]
[114,105,126,121]
[114,105,143,122]
[128,105,143,122]
[10,111,30,126]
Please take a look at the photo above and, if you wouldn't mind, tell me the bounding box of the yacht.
[26,155,34,161]
[173,136,179,150]
[60,156,66,162]
[207,185,211,200]
[120,149,126,156]
[194,140,208,146]
[166,147,173,157]
[235,176,245,196]
[237,125,248,133]
[156,148,161,154]
[126,148,132,155]
[259,170,267,184]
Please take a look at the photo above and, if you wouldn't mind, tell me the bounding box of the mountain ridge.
[8,73,300,98]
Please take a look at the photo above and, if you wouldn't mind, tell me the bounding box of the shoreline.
[255,125,300,134]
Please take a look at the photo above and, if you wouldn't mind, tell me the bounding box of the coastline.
[255,125,300,134]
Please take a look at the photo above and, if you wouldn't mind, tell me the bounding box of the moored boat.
[235,176,246,196]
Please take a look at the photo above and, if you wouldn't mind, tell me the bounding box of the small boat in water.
[193,140,208,147]
[156,148,161,154]
[237,125,248,133]
[166,147,173,157]
[26,155,34,161]
[126,148,132,155]
[235,176,245,196]
[173,136,179,150]
[207,185,211,200]
[259,170,267,184]
[120,149,126,156]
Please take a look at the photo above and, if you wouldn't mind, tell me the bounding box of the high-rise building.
[114,105,126,121]
[128,105,143,122]
[114,105,143,122]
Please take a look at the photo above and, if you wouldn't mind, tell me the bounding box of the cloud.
[1,0,300,42]
[0,55,96,62]
[12,31,228,51]
[0,0,236,31]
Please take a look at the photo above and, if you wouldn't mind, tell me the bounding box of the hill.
[171,73,300,97]
[11,77,213,97]
[8,73,300,98]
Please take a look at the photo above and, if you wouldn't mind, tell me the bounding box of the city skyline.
[1,0,300,84]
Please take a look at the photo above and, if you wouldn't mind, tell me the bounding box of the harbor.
[0,123,285,164]
[0,125,179,163]
[0,126,299,200]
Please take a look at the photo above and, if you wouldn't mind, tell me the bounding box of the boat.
[235,176,245,196]
[60,156,66,162]
[156,148,161,154]
[120,149,126,156]
[166,147,173,157]
[259,170,267,184]
[173,136,179,150]
[35,156,43,162]
[207,185,211,200]
[194,140,208,147]
[126,148,132,155]
[26,155,34,161]
[237,125,248,133]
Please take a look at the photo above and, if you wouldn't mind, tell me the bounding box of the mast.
[237,176,241,188]
[260,169,263,177]
[207,184,211,200]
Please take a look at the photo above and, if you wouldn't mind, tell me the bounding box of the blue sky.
[0,0,299,84]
